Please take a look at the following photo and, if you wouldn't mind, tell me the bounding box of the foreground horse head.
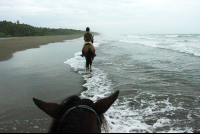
[83,38,95,73]
[33,90,119,133]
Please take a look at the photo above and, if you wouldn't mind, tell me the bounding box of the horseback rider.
[81,27,96,57]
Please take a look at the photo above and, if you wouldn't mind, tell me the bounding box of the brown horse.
[82,39,95,73]
[33,90,119,133]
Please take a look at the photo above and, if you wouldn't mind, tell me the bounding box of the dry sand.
[0,35,83,61]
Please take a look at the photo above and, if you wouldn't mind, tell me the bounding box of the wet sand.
[0,35,83,61]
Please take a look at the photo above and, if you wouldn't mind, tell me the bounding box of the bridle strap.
[59,105,102,132]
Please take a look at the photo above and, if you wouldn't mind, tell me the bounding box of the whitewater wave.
[64,55,189,133]
[119,35,200,57]
[165,35,180,38]
[64,52,152,133]
[165,34,199,38]
[64,35,198,133]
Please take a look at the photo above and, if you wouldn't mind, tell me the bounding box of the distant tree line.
[0,20,99,37]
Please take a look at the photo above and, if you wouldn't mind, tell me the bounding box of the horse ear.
[94,90,119,114]
[33,98,62,118]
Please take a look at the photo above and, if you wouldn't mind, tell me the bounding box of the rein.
[59,105,102,132]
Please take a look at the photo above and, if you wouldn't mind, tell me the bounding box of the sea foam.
[64,36,195,133]
[119,34,200,57]
[64,52,154,133]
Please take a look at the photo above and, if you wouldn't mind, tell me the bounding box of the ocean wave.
[64,35,199,133]
[64,53,153,132]
[165,35,180,38]
[127,35,142,38]
[126,35,155,40]
[64,52,190,133]
[170,43,200,57]
[165,34,198,38]
[119,36,200,57]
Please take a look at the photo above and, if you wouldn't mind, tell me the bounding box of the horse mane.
[48,95,109,133]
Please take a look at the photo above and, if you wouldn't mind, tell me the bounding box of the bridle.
[59,105,102,132]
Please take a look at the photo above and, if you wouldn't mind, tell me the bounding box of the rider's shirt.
[84,33,92,42]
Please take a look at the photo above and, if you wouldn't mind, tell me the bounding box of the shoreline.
[0,35,83,62]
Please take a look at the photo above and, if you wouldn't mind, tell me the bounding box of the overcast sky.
[0,0,200,35]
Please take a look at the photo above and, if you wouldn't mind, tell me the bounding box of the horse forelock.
[48,96,109,133]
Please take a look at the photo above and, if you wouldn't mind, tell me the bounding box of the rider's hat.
[86,27,90,32]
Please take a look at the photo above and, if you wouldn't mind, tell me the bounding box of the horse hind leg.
[89,59,93,72]
[87,66,91,73]
[86,59,91,73]
[89,63,92,72]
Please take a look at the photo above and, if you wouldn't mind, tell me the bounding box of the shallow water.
[0,38,86,133]
[66,34,200,133]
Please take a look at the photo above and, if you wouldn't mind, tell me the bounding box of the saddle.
[84,40,93,46]
[85,43,92,45]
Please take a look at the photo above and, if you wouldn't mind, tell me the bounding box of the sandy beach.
[0,35,83,61]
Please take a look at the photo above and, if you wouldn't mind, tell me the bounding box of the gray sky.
[0,0,200,35]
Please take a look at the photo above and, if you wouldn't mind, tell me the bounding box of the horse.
[82,38,95,73]
[33,90,119,133]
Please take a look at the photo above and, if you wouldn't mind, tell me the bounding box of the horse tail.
[87,48,93,58]
[86,48,93,69]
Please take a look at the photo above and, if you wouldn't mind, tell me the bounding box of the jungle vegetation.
[0,20,99,37]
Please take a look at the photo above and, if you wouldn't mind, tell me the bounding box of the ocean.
[65,34,200,133]
[0,34,199,133]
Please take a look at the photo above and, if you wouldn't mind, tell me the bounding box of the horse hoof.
[90,69,92,72]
